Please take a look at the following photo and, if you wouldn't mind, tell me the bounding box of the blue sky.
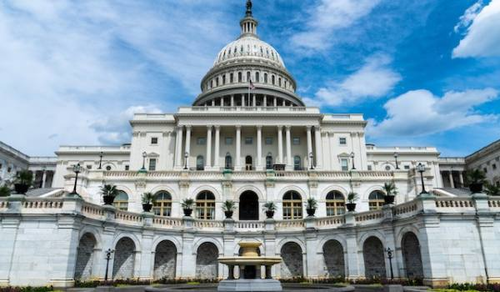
[0,0,499,157]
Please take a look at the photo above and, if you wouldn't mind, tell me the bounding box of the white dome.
[213,36,286,69]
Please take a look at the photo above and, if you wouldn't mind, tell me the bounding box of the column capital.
[214,125,221,130]
[276,125,283,131]
[206,125,213,130]
[306,126,312,131]
[235,125,242,130]
[285,126,291,131]
[256,125,262,130]
[176,126,184,131]
[185,125,192,130]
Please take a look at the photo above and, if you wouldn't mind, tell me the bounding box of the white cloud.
[453,0,500,58]
[292,0,381,51]
[368,88,499,137]
[454,0,484,33]
[0,0,233,155]
[311,55,401,106]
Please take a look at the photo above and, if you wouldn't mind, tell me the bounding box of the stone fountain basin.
[218,256,282,265]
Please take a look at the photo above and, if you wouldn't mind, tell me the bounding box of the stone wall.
[280,242,303,278]
[112,238,135,279]
[154,241,177,280]
[195,242,218,279]
[363,236,386,278]
[402,232,423,278]
[74,233,96,280]
[323,240,345,278]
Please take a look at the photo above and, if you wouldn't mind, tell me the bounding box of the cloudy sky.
[0,0,499,157]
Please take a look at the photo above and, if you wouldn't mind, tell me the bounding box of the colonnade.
[174,125,322,171]
[201,94,298,108]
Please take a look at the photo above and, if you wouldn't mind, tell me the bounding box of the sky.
[0,0,499,157]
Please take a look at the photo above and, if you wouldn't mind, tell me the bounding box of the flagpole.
[248,79,251,107]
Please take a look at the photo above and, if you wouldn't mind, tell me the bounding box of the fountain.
[218,241,283,291]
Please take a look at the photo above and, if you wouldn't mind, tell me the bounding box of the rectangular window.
[265,137,273,145]
[151,137,158,145]
[404,165,410,170]
[225,137,233,145]
[339,137,347,145]
[245,137,253,145]
[197,137,206,145]
[367,165,372,171]
[493,164,497,170]
[149,159,157,171]
[125,165,130,171]
[341,159,348,171]
[86,165,92,170]
[292,137,300,145]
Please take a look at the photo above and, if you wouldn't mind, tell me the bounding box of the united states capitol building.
[1,1,500,288]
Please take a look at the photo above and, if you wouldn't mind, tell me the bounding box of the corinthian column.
[235,126,242,170]
[214,126,221,169]
[277,126,283,164]
[257,126,263,170]
[206,126,212,169]
[314,127,323,170]
[175,126,183,169]
[285,126,292,170]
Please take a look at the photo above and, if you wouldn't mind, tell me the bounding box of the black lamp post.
[350,152,356,170]
[69,164,81,196]
[394,152,400,170]
[417,163,427,194]
[309,152,314,170]
[386,247,394,280]
[104,248,115,282]
[141,152,147,171]
[98,151,103,170]
[184,152,189,170]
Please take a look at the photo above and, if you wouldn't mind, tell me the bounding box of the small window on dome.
[264,73,268,83]
[240,46,243,52]
[256,72,260,83]
[272,75,275,85]
[279,78,282,87]
[238,72,242,82]
[230,73,234,83]
[216,77,219,87]
[222,75,226,85]
[247,72,251,82]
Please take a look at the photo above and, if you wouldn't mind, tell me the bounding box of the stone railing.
[275,219,305,230]
[235,221,265,230]
[193,219,225,230]
[22,198,64,211]
[435,197,475,209]
[393,201,421,218]
[82,202,105,219]
[316,216,345,228]
[354,209,385,223]
[115,210,144,225]
[0,200,9,210]
[153,216,183,228]
[488,198,500,209]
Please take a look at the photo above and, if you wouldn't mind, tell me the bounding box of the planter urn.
[346,203,356,212]
[469,183,483,194]
[384,195,395,205]
[265,210,275,219]
[14,184,29,195]
[183,208,193,217]
[103,195,115,205]
[224,211,234,219]
[142,203,153,212]
[306,208,316,217]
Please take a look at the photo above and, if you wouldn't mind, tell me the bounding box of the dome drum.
[194,88,305,108]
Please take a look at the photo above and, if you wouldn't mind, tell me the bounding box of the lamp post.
[69,164,81,197]
[394,152,399,170]
[385,247,394,280]
[350,152,356,170]
[417,163,427,194]
[141,152,147,171]
[309,152,314,170]
[184,152,189,170]
[98,151,103,170]
[104,248,115,282]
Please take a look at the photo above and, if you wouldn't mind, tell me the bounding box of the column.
[277,126,283,164]
[206,126,212,169]
[241,95,245,107]
[231,95,235,107]
[214,126,221,169]
[257,126,263,170]
[306,126,313,169]
[175,126,183,168]
[459,171,464,188]
[236,126,242,170]
[273,97,277,107]
[41,170,47,188]
[449,171,455,188]
[314,127,323,169]
[185,126,191,169]
[211,99,215,106]
[263,95,267,107]
[285,126,292,170]
[252,94,256,107]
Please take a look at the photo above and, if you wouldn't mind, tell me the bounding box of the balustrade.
[435,198,475,209]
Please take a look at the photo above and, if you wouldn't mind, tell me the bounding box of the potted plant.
[306,198,318,217]
[263,202,277,219]
[14,170,33,194]
[101,184,119,205]
[346,192,358,212]
[382,182,397,205]
[485,182,500,196]
[181,198,195,217]
[141,192,156,212]
[467,169,486,193]
[222,200,236,219]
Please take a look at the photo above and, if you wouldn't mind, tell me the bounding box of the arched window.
[222,75,226,85]
[255,72,260,83]
[113,190,129,211]
[247,71,251,82]
[196,155,204,171]
[245,155,253,171]
[225,153,233,170]
[210,80,214,88]
[264,73,268,83]
[294,156,301,171]
[326,191,345,216]
[266,153,273,170]
[272,75,276,85]
[283,191,302,219]
[230,73,234,83]
[238,72,242,82]
[369,191,385,211]
[196,191,215,220]
[153,191,172,217]
[215,77,219,87]
[279,77,282,87]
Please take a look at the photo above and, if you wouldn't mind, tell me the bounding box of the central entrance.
[239,191,259,220]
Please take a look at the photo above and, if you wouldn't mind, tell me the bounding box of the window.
[7,167,12,173]
[245,137,253,145]
[151,137,158,145]
[197,137,206,145]
[385,165,391,171]
[245,156,253,171]
[256,72,260,82]
[283,191,302,219]
[225,137,233,145]
[272,75,276,85]
[0,163,2,170]
[404,165,410,170]
[196,156,204,171]
[341,159,348,171]
[113,191,129,211]
[86,165,92,170]
[294,156,302,171]
[264,73,268,83]
[106,165,112,171]
[149,158,157,171]
[247,71,251,82]
[230,73,234,83]
[339,137,347,145]
[222,75,226,85]
[153,191,172,217]
[125,165,130,171]
[238,72,242,82]
[367,165,372,171]
[196,191,215,220]
[265,137,273,145]
[326,191,345,216]
[292,137,300,145]
[493,164,497,170]
[369,191,385,211]
[216,77,219,86]
[484,168,488,173]
[225,153,233,170]
[266,154,273,170]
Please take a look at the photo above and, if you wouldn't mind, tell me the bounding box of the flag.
[249,79,256,90]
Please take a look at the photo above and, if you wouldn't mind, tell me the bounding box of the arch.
[280,242,303,278]
[282,191,303,220]
[196,242,219,279]
[278,186,307,200]
[239,191,259,220]
[245,155,253,171]
[153,191,172,217]
[402,232,424,279]
[196,190,216,220]
[363,236,386,279]
[323,240,345,278]
[149,185,178,201]
[113,190,129,211]
[112,237,136,279]
[153,240,177,280]
[368,190,385,211]
[235,185,264,201]
[326,190,346,216]
[74,233,97,280]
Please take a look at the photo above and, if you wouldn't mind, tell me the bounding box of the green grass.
[186,282,200,285]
